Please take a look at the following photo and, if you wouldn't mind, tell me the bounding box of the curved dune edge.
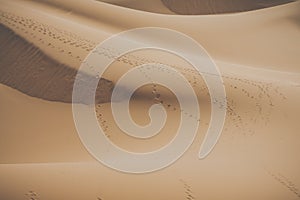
[98,0,296,15]
[161,0,296,15]
[0,24,113,104]
[3,0,297,73]
[98,0,176,14]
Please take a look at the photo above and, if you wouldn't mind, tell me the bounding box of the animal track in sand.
[0,11,96,64]
[25,190,39,200]
[180,179,196,200]
[0,23,113,104]
[266,170,300,199]
[92,46,284,138]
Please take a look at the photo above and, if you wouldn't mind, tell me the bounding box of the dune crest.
[161,0,296,15]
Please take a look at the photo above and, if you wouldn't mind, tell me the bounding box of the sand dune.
[161,0,296,14]
[99,0,175,14]
[0,0,300,199]
[0,25,113,104]
[97,0,296,15]
[1,0,299,73]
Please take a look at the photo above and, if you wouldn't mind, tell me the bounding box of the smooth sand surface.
[0,0,300,199]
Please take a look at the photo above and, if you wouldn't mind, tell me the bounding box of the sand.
[161,0,296,14]
[0,0,300,199]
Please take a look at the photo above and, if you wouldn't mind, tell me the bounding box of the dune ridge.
[0,24,113,104]
[161,0,296,15]
[1,0,298,73]
[99,0,297,15]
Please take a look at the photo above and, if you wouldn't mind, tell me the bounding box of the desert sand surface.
[99,0,176,14]
[0,0,300,199]
[161,0,296,14]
